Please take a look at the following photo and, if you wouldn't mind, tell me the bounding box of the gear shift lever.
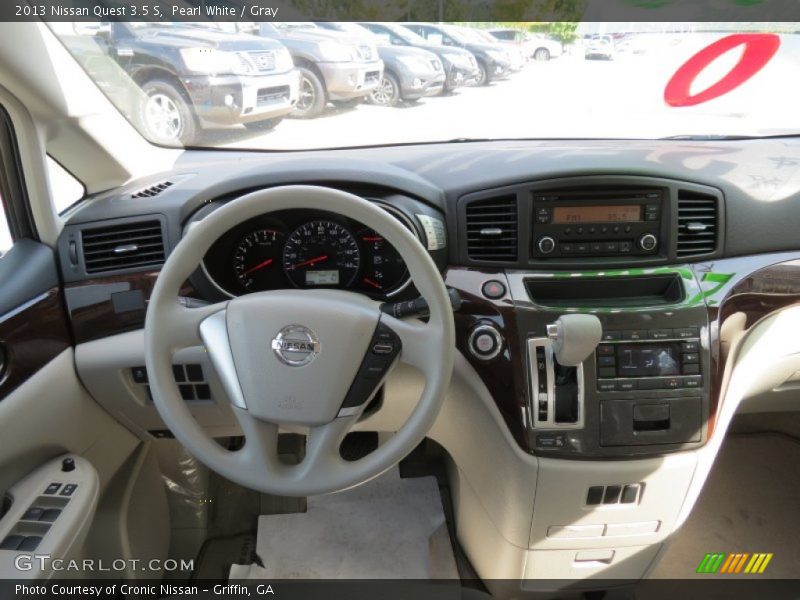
[546,314,602,366]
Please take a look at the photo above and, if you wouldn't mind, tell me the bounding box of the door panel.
[0,239,70,398]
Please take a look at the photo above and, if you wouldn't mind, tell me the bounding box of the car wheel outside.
[475,60,489,86]
[138,79,197,145]
[243,117,283,132]
[534,48,551,61]
[292,67,327,119]
[369,72,401,106]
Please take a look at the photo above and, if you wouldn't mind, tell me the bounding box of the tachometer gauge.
[232,229,283,292]
[283,221,361,289]
[356,228,409,296]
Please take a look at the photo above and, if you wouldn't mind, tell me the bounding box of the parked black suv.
[358,22,480,92]
[316,23,445,106]
[404,23,512,86]
[256,23,383,118]
[109,23,299,144]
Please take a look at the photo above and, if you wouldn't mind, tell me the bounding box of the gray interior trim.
[0,239,58,315]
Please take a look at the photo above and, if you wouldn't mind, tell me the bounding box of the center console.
[508,269,710,459]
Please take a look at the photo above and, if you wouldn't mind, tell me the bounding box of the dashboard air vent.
[131,180,173,199]
[465,195,518,261]
[81,220,165,274]
[677,190,718,257]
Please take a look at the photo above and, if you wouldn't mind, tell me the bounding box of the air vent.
[465,195,518,261]
[677,191,718,257]
[81,220,165,274]
[131,180,173,199]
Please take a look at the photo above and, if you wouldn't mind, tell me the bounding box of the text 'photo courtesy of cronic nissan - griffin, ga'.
[1,1,800,600]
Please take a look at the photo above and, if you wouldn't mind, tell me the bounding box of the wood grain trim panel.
[0,288,71,398]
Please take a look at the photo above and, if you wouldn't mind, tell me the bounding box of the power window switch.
[603,485,623,504]
[60,484,78,497]
[1,535,25,550]
[18,536,42,551]
[131,366,148,383]
[39,509,62,522]
[22,507,45,521]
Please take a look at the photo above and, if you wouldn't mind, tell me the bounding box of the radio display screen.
[616,343,680,378]
[552,205,642,224]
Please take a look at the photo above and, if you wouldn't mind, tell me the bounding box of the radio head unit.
[532,189,663,259]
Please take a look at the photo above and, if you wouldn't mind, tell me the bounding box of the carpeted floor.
[228,467,459,580]
[651,433,800,579]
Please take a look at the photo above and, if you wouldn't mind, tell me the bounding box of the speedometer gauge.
[232,229,283,292]
[283,221,361,289]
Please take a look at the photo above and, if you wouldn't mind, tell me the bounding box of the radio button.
[590,242,603,253]
[682,341,700,352]
[612,226,620,233]
[588,226,596,234]
[602,331,622,342]
[598,367,617,378]
[600,226,609,234]
[564,227,572,235]
[576,242,589,253]
[664,377,681,389]
[619,241,632,253]
[649,329,673,340]
[537,236,556,255]
[618,380,638,392]
[576,227,584,234]
[682,376,703,388]
[597,344,615,355]
[675,327,700,339]
[535,207,552,224]
[597,380,618,392]
[682,352,700,364]
[623,330,645,340]
[638,379,663,390]
[682,364,701,375]
[603,242,619,253]
[639,234,658,252]
[598,356,616,367]
[560,243,575,254]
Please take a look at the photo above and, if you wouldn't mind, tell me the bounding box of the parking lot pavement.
[213,37,797,151]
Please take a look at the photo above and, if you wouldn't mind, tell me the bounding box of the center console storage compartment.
[525,273,684,307]
[600,397,702,446]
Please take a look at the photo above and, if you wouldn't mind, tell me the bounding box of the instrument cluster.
[200,208,414,300]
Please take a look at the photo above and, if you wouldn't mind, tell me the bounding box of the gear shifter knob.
[547,314,602,366]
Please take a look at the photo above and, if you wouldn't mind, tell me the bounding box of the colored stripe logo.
[697,553,773,574]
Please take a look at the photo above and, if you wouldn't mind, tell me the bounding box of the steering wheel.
[144,186,455,496]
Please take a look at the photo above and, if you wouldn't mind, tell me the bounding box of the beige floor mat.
[229,467,458,579]
[651,433,800,578]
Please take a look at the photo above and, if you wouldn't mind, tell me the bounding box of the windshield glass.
[49,21,800,150]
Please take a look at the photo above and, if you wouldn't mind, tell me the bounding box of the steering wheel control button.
[271,324,321,367]
[131,366,149,383]
[44,483,61,495]
[468,324,503,361]
[341,322,402,410]
[481,280,506,300]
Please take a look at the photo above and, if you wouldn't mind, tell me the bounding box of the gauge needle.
[362,277,383,290]
[243,258,273,276]
[289,255,328,270]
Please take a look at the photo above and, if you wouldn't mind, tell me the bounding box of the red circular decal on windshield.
[664,33,780,107]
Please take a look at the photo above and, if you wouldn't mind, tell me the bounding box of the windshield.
[49,21,800,150]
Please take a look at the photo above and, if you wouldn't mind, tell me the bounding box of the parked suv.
[316,23,445,106]
[405,23,512,86]
[256,22,383,118]
[358,22,479,93]
[109,23,299,144]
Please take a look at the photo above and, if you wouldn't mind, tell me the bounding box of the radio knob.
[639,233,658,252]
[468,324,503,361]
[537,236,556,255]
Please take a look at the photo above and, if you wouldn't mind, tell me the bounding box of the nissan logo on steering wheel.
[271,324,321,366]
